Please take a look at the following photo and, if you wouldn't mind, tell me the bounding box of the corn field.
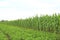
[3,14,59,34]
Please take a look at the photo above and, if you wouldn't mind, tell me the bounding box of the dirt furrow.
[0,30,11,40]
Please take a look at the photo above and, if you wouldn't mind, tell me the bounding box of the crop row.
[0,24,56,40]
[3,14,60,34]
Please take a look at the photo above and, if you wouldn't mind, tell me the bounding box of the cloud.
[0,0,16,8]
[0,8,16,20]
[0,0,60,20]
[0,1,8,6]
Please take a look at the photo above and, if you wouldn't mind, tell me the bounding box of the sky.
[0,0,60,20]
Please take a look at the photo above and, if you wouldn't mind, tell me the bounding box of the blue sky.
[0,0,60,20]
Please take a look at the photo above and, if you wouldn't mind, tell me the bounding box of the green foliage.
[0,31,8,40]
[3,14,60,34]
[0,24,56,40]
[0,14,60,40]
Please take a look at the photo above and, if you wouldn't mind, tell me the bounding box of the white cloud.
[0,0,60,20]
[0,1,8,6]
[0,8,16,20]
